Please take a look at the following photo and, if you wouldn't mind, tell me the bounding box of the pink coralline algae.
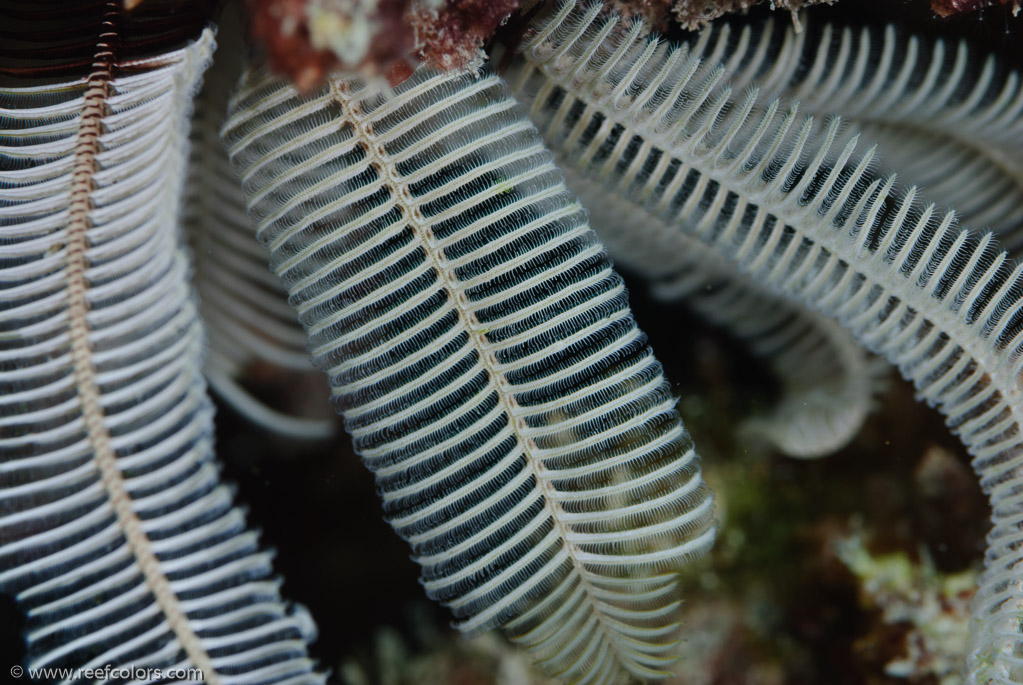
[246,0,519,91]
[411,0,521,71]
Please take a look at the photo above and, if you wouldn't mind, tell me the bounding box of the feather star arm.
[554,139,886,459]
[508,2,1023,682]
[690,16,1023,245]
[221,59,716,684]
[0,3,322,682]
[185,21,334,441]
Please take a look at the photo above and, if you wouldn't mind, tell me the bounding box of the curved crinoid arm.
[659,254,888,460]
[222,57,716,683]
[495,15,885,461]
[558,164,885,458]
[186,16,334,440]
[851,124,1023,249]
[503,10,1018,460]
[687,16,1023,246]
[513,2,1023,682]
[0,3,322,682]
[690,16,1023,153]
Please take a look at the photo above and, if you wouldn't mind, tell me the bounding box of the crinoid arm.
[0,3,322,681]
[556,152,885,459]
[509,2,1023,682]
[222,57,717,684]
[687,16,1023,246]
[185,16,334,441]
